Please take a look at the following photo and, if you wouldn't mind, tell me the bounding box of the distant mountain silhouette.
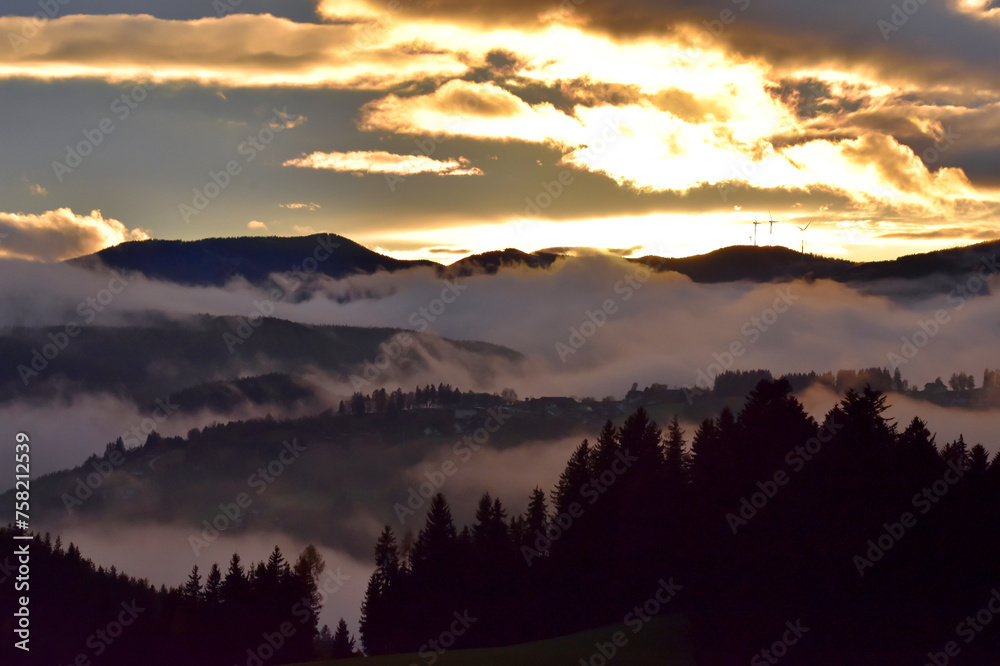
[633,240,1000,285]
[67,233,437,286]
[445,248,561,276]
[632,245,851,282]
[843,239,1000,282]
[68,233,999,288]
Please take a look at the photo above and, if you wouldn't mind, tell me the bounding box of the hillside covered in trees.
[0,533,331,666]
[358,379,1000,664]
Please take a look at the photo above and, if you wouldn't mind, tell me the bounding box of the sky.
[1,0,999,263]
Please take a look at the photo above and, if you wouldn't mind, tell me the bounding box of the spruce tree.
[331,618,358,657]
[553,439,592,516]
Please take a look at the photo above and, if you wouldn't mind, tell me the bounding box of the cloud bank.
[0,208,149,261]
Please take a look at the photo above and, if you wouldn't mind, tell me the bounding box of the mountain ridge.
[67,233,1000,287]
[0,316,525,407]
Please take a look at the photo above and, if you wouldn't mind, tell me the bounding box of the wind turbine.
[752,213,762,247]
[768,211,778,245]
[795,222,812,253]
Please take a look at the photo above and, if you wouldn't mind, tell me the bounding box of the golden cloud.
[0,13,466,87]
[3,1,1000,257]
[283,150,483,176]
[360,79,585,142]
[360,76,1000,218]
[0,208,149,262]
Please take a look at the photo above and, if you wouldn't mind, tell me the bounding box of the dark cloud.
[766,78,869,121]
[484,49,525,75]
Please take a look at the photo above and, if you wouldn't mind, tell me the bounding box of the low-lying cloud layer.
[3,251,995,620]
[2,251,996,406]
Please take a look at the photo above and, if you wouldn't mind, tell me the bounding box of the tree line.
[338,383,510,416]
[0,535,341,665]
[712,366,1000,397]
[359,379,1000,663]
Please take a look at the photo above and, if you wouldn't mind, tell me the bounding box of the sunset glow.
[1,0,997,261]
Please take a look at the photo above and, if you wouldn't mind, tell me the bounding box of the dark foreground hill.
[356,380,1000,664]
[296,616,693,666]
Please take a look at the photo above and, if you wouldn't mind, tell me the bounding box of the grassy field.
[289,615,694,666]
